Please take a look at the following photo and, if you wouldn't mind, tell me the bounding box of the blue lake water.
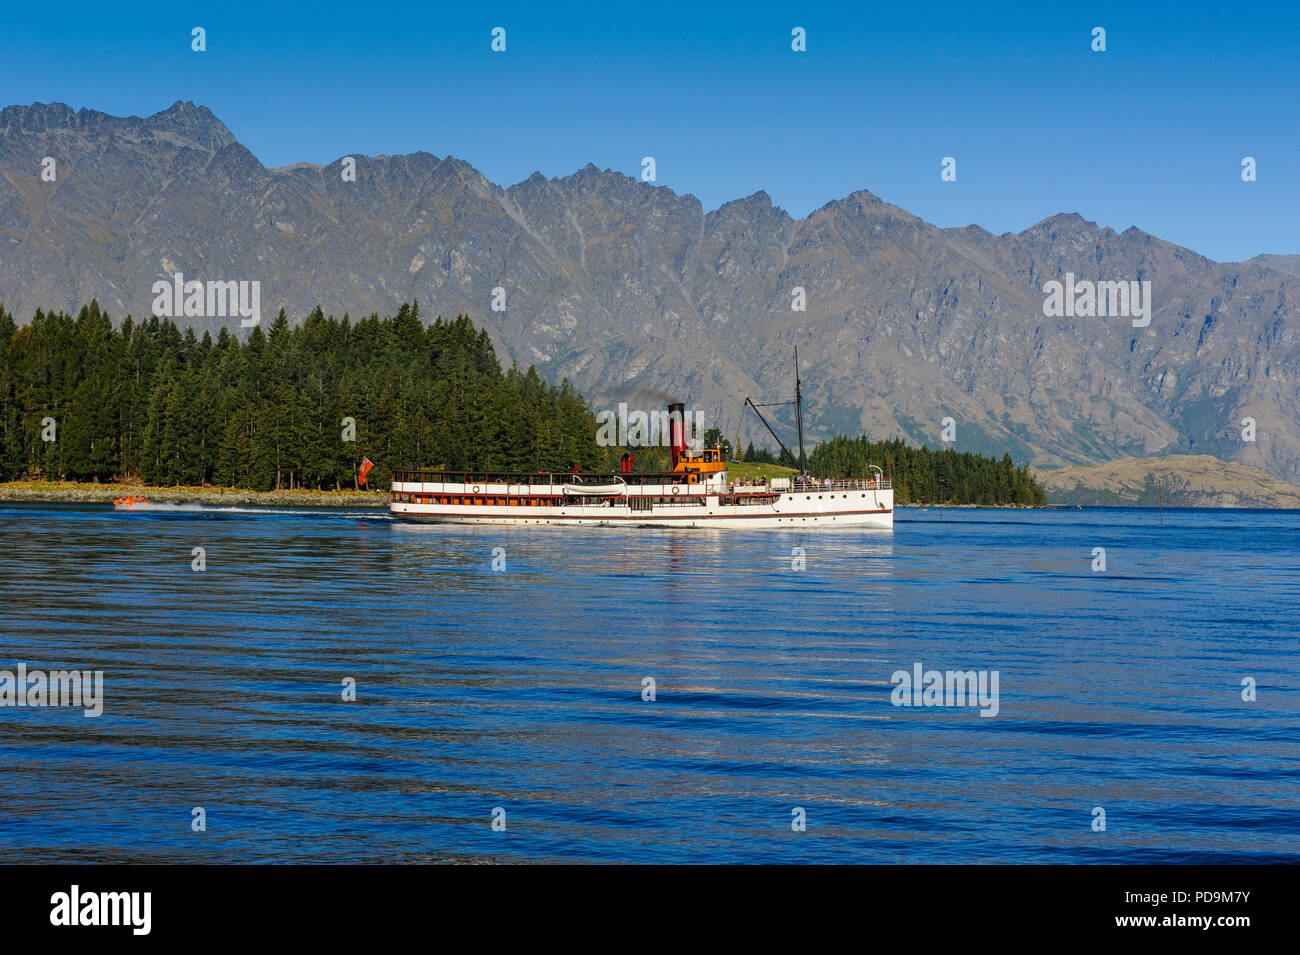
[0,502,1297,863]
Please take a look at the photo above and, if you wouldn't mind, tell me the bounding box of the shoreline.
[2,480,1043,509]
[0,481,388,508]
[1,483,1290,510]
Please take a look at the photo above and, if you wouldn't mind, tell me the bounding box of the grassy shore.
[0,480,389,507]
[723,461,797,481]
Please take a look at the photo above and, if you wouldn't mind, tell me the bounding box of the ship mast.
[742,347,809,472]
[795,347,806,475]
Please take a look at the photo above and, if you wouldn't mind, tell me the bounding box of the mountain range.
[2,101,1297,483]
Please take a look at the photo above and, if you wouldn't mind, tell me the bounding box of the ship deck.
[390,469,889,494]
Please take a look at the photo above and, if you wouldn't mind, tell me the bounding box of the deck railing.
[391,470,891,493]
[391,469,702,488]
[787,478,892,491]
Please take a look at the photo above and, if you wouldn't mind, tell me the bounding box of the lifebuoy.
[671,485,681,495]
[471,485,480,493]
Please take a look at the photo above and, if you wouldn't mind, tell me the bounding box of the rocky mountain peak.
[1,102,1297,487]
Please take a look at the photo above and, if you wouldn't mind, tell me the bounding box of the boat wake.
[114,501,204,512]
[113,501,392,519]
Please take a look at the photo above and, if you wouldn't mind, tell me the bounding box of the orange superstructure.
[665,401,726,480]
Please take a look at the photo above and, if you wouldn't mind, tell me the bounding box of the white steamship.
[389,354,893,529]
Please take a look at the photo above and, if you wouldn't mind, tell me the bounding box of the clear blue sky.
[3,0,1297,261]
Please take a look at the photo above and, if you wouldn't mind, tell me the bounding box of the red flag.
[358,457,374,487]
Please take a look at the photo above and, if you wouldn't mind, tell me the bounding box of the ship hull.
[394,511,892,529]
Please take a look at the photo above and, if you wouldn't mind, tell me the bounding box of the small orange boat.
[113,496,150,508]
